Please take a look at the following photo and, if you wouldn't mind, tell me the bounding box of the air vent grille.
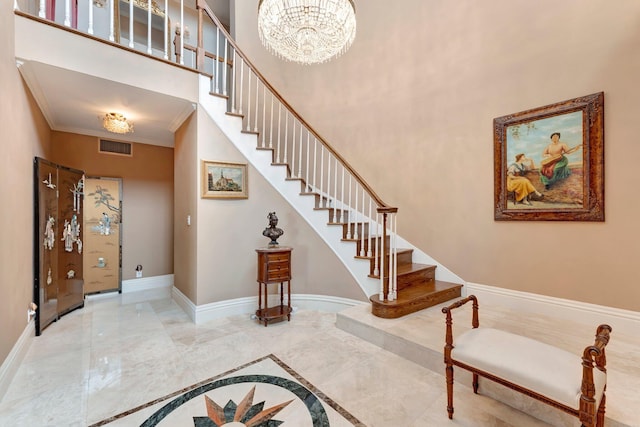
[99,139,132,156]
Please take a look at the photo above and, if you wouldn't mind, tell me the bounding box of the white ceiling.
[18,60,196,148]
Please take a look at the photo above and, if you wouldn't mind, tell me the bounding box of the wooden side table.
[255,247,293,326]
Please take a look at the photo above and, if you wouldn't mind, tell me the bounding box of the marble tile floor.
[0,289,634,426]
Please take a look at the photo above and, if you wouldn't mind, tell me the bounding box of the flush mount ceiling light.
[102,112,134,134]
[257,0,356,65]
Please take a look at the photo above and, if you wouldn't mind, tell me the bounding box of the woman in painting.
[507,153,543,205]
[540,132,582,189]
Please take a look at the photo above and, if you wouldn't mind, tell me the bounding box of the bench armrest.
[442,295,479,360]
[579,324,612,423]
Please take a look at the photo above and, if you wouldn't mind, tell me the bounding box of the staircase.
[16,1,464,318]
[191,4,464,318]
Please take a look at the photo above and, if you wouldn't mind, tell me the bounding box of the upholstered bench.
[442,295,612,427]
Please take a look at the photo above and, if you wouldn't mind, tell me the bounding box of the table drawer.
[266,252,289,262]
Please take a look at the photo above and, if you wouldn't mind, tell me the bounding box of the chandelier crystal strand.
[257,0,356,65]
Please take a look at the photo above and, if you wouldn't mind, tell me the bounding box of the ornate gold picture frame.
[494,92,604,221]
[201,160,248,199]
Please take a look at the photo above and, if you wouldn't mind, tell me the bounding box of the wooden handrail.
[195,0,394,211]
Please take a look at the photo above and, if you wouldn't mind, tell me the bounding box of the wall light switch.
[187,215,191,226]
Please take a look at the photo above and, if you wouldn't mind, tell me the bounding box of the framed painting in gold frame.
[201,160,248,199]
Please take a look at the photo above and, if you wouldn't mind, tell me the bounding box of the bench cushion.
[451,328,606,410]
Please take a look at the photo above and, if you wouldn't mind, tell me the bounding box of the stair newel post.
[392,212,398,300]
[196,0,205,70]
[379,210,388,300]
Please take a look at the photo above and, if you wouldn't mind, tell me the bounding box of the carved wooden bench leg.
[446,363,454,419]
[596,392,606,427]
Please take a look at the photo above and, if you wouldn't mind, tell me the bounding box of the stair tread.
[369,281,463,318]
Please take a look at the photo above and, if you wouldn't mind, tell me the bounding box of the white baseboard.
[465,282,640,337]
[122,274,173,293]
[0,320,35,402]
[171,287,366,324]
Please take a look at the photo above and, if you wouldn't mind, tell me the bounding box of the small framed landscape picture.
[493,92,604,221]
[201,160,248,199]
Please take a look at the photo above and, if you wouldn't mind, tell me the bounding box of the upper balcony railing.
[14,0,400,301]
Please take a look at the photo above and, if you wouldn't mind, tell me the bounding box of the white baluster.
[346,175,352,239]
[353,186,360,240]
[332,156,338,222]
[231,50,237,112]
[129,0,134,47]
[238,59,244,115]
[360,190,365,256]
[276,104,281,163]
[64,0,71,27]
[305,132,310,191]
[213,27,220,93]
[261,86,266,147]
[393,213,398,300]
[283,111,288,164]
[326,153,332,208]
[319,146,324,208]
[374,214,380,276]
[298,124,303,178]
[109,0,114,41]
[222,40,228,96]
[254,74,259,133]
[163,0,168,59]
[367,199,373,257]
[147,0,152,54]
[291,119,296,175]
[269,95,274,148]
[339,168,345,223]
[313,138,317,190]
[246,72,251,131]
[179,0,184,64]
[88,0,94,34]
[39,0,46,18]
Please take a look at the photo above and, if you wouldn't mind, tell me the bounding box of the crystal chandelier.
[257,0,356,65]
[103,112,134,134]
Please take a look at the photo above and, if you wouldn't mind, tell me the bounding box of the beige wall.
[50,132,174,280]
[174,111,199,301]
[0,3,51,364]
[233,0,640,311]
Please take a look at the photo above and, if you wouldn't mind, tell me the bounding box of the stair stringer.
[198,76,465,297]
